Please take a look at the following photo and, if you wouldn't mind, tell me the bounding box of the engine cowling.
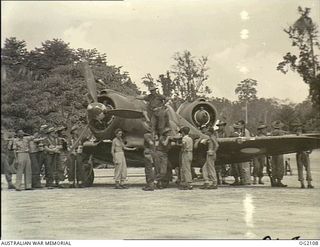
[177,98,217,129]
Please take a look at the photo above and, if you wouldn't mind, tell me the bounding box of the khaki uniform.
[180,135,193,186]
[202,135,218,185]
[13,137,33,190]
[240,128,251,184]
[216,129,228,183]
[44,137,59,187]
[29,138,41,187]
[37,135,47,181]
[253,155,265,178]
[230,131,242,183]
[54,137,68,184]
[271,129,286,181]
[231,129,251,184]
[112,137,127,184]
[154,135,170,186]
[296,151,312,182]
[1,138,14,187]
[143,133,155,187]
[253,133,266,179]
[68,136,85,184]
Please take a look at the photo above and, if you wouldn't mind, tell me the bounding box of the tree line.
[1,38,139,133]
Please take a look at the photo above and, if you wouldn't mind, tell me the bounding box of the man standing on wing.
[137,86,169,136]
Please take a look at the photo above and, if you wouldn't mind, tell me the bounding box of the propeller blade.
[82,61,98,102]
[106,109,144,119]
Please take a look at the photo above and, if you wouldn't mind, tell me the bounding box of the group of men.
[211,119,314,189]
[140,125,200,191]
[2,85,314,191]
[1,124,87,191]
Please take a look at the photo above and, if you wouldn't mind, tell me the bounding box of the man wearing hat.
[12,130,35,191]
[1,130,16,189]
[142,128,156,191]
[216,120,229,185]
[237,120,252,185]
[37,124,49,183]
[295,124,314,189]
[270,120,287,187]
[179,126,193,190]
[200,127,219,189]
[111,128,137,189]
[252,123,268,185]
[68,125,86,188]
[229,123,243,186]
[28,129,43,189]
[137,85,169,136]
[55,126,68,187]
[154,127,172,189]
[43,127,59,188]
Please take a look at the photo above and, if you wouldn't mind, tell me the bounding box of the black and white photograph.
[1,0,320,241]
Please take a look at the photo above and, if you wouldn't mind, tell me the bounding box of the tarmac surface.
[1,151,320,240]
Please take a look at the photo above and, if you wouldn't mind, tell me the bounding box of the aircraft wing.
[214,135,320,164]
[83,134,320,168]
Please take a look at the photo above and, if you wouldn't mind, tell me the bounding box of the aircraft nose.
[87,102,107,120]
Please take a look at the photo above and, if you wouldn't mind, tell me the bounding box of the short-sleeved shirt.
[182,135,193,152]
[112,137,125,153]
[143,94,166,111]
[207,135,218,151]
[13,137,33,153]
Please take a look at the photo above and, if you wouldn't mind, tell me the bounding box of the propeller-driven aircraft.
[77,62,320,186]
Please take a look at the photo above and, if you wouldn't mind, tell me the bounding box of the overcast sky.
[2,0,319,103]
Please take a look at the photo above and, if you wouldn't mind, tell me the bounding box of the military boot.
[8,183,16,190]
[155,181,163,189]
[115,181,122,189]
[258,178,264,185]
[143,182,155,191]
[277,180,287,187]
[208,184,218,189]
[120,184,128,189]
[307,182,314,189]
[253,177,257,185]
[200,183,210,189]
